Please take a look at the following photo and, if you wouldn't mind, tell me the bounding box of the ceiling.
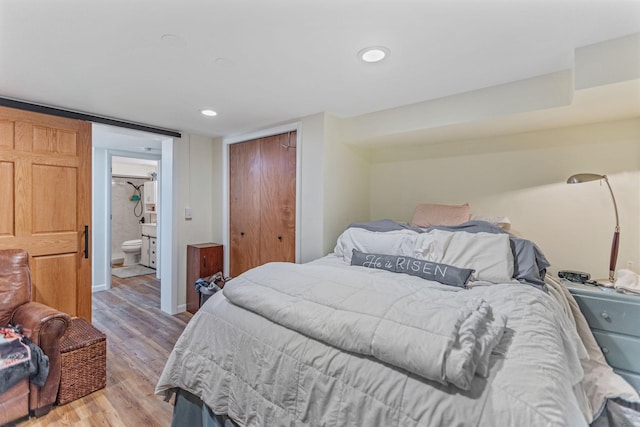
[1,0,639,146]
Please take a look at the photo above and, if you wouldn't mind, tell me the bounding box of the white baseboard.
[93,283,108,293]
[176,303,187,313]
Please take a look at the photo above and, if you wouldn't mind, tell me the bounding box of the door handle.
[84,225,89,259]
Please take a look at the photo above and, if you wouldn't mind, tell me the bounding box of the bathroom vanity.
[141,223,157,269]
[140,181,158,269]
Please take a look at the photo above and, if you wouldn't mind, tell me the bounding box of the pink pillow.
[411,203,471,227]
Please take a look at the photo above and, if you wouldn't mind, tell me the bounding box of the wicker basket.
[56,318,107,405]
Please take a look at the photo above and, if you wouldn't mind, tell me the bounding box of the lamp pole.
[603,175,620,285]
[566,173,620,286]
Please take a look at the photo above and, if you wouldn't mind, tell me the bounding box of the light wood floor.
[19,271,192,427]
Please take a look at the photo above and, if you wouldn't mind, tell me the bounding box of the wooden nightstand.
[186,243,223,315]
[565,281,640,393]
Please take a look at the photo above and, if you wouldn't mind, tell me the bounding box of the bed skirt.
[172,389,239,427]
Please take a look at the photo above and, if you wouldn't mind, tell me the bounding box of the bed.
[156,218,640,427]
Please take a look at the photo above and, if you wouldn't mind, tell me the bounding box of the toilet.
[121,239,142,266]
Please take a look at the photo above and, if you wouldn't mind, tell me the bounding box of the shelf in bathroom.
[141,223,157,237]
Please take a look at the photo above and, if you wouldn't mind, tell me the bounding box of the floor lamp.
[567,173,619,286]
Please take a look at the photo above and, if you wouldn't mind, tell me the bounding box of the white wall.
[294,113,372,261]
[368,118,640,280]
[298,114,325,262]
[111,161,157,178]
[210,137,224,244]
[91,147,108,291]
[322,114,371,254]
[175,134,218,310]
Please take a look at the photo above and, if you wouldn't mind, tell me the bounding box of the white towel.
[614,269,640,294]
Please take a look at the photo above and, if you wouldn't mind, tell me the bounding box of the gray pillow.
[351,249,474,288]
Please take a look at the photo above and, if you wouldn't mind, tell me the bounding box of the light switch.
[185,207,192,220]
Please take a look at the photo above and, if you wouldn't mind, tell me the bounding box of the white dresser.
[141,223,157,269]
[565,281,640,393]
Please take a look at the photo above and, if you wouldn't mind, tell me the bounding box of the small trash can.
[194,272,226,307]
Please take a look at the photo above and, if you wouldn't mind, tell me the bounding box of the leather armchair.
[0,249,71,424]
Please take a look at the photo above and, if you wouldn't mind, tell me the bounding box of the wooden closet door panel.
[229,139,262,277]
[259,132,296,264]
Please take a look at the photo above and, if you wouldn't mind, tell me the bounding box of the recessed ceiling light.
[201,109,217,117]
[160,33,178,41]
[160,33,184,47]
[358,46,389,63]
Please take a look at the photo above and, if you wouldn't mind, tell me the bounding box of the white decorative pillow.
[413,232,454,262]
[415,230,516,284]
[334,227,418,263]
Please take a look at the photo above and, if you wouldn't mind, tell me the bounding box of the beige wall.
[210,136,225,244]
[175,133,218,308]
[322,114,371,255]
[299,114,325,262]
[368,118,640,280]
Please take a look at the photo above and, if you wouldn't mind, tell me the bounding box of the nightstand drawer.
[615,369,640,393]
[572,294,640,338]
[592,330,640,373]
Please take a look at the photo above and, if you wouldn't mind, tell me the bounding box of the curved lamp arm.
[567,173,620,284]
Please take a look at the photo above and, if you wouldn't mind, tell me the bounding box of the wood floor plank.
[17,272,191,427]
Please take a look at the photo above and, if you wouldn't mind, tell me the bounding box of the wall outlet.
[185,207,192,220]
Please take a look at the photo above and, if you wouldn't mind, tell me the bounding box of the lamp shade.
[567,173,606,184]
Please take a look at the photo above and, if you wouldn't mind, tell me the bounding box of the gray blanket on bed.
[157,256,593,426]
[223,262,506,390]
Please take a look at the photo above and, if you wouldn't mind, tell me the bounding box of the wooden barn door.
[229,131,296,277]
[0,106,92,320]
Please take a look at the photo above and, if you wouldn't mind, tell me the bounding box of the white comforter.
[156,256,633,426]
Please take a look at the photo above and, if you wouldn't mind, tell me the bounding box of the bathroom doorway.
[110,157,159,273]
[92,124,163,294]
[93,123,179,315]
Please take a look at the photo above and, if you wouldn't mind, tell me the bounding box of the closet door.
[259,132,296,265]
[229,138,262,277]
[228,131,296,277]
